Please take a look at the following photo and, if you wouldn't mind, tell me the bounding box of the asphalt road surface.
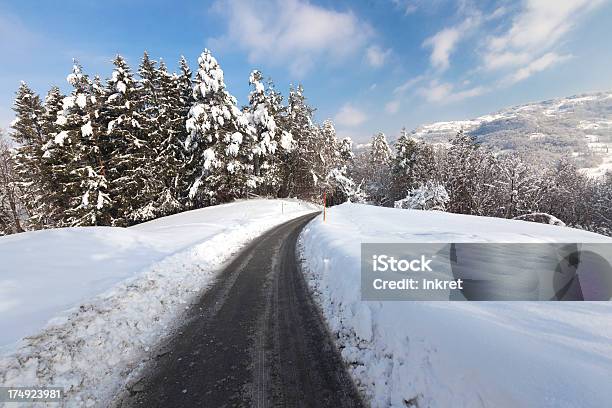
[113,212,364,408]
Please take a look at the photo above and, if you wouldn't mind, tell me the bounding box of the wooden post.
[323,192,327,222]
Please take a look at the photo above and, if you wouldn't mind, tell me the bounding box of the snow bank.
[299,203,612,408]
[0,199,317,407]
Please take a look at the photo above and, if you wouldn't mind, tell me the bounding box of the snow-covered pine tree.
[35,86,68,226]
[365,132,393,206]
[103,55,156,225]
[246,70,294,197]
[10,82,60,228]
[0,131,25,234]
[172,56,194,207]
[264,78,295,198]
[439,129,481,214]
[390,127,435,202]
[184,49,255,206]
[316,120,358,204]
[318,119,338,172]
[138,52,161,136]
[49,63,112,226]
[284,85,320,199]
[153,60,188,214]
[177,56,194,120]
[136,53,183,217]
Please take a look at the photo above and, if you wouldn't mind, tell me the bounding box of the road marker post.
[323,192,327,222]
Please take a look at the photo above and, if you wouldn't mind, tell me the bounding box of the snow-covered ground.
[299,203,612,408]
[0,199,317,407]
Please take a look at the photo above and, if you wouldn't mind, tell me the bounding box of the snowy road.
[113,212,363,408]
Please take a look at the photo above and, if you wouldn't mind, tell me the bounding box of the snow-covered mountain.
[411,90,612,175]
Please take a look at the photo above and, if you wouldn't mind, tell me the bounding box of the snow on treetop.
[66,64,83,86]
[249,70,265,94]
[195,49,225,98]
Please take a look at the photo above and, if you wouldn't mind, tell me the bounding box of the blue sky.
[1,0,612,142]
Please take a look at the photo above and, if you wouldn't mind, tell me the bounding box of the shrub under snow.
[394,181,449,211]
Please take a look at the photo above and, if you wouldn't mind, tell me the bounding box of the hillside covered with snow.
[0,199,317,406]
[410,90,612,175]
[300,203,612,408]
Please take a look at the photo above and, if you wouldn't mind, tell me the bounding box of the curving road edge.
[112,212,364,408]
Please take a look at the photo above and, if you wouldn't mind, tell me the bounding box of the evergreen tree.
[184,49,255,205]
[284,85,320,199]
[154,60,188,214]
[440,130,481,214]
[137,52,161,143]
[136,53,184,217]
[177,56,194,121]
[50,63,112,226]
[365,132,393,206]
[322,131,362,204]
[103,55,155,225]
[390,128,435,201]
[0,132,24,234]
[10,82,45,228]
[246,70,294,196]
[171,56,194,207]
[38,86,67,226]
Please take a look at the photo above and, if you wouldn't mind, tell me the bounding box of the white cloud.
[483,51,531,71]
[391,0,418,15]
[486,6,509,21]
[504,52,572,85]
[423,27,460,71]
[484,0,604,71]
[366,45,391,68]
[334,104,368,127]
[418,81,453,102]
[209,0,373,77]
[418,80,486,104]
[393,74,426,94]
[385,100,400,114]
[423,14,480,71]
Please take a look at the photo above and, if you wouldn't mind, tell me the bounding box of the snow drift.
[0,199,317,407]
[299,203,612,408]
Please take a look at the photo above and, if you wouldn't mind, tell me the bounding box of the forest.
[0,49,610,237]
